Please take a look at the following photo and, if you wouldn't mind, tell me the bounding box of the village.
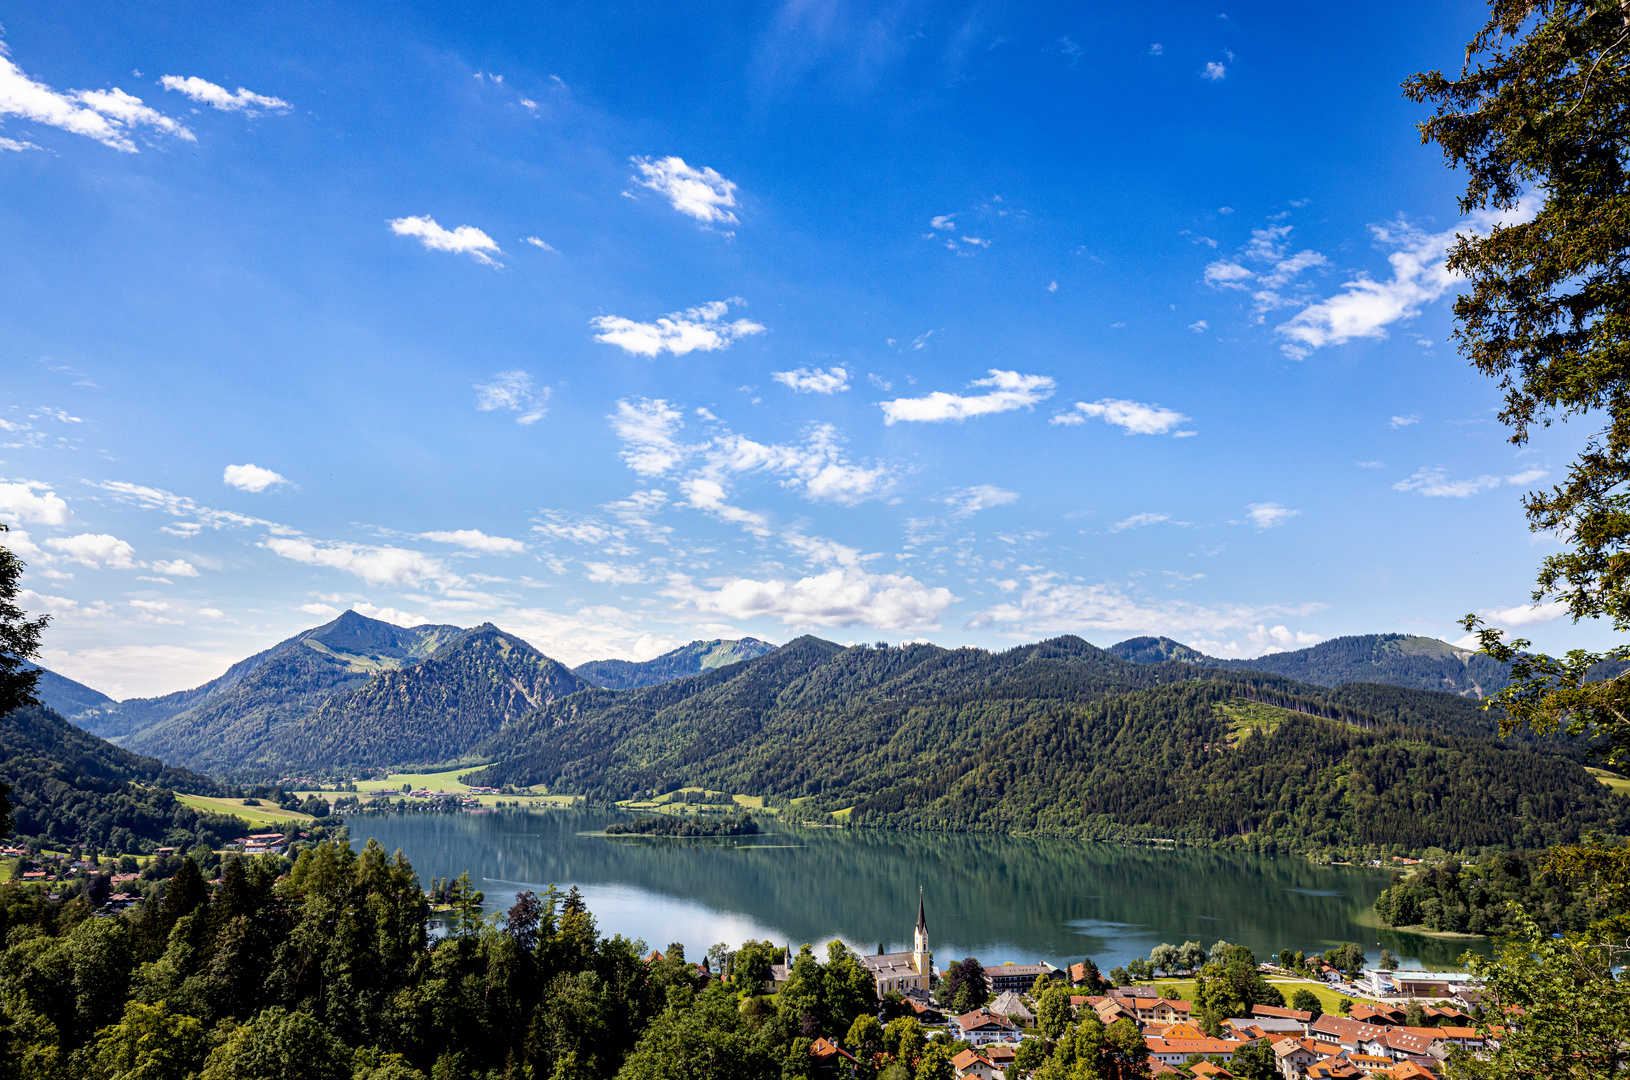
[762,900,1491,1080]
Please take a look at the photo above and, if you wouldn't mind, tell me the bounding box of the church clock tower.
[912,888,932,985]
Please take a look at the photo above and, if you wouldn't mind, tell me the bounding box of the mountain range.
[14,614,1629,856]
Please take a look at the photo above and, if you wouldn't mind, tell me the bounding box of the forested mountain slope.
[573,636,778,689]
[121,618,580,775]
[467,636,1624,855]
[1108,633,1512,696]
[243,624,584,771]
[21,660,116,719]
[72,610,464,741]
[0,704,246,851]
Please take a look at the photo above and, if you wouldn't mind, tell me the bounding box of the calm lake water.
[344,808,1490,972]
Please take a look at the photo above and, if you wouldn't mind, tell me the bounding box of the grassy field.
[1587,767,1630,796]
[175,794,313,827]
[292,768,582,809]
[1218,700,1292,746]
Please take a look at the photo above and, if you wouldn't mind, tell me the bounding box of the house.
[1144,1022,1205,1041]
[1303,1059,1361,1080]
[983,1044,1017,1070]
[1271,1037,1342,1078]
[988,991,1033,1026]
[809,1038,860,1078]
[986,962,1063,995]
[1188,1064,1237,1080]
[1401,1025,1483,1051]
[862,894,934,996]
[1381,1063,1435,1080]
[953,1008,1020,1046]
[1309,1016,1388,1052]
[1347,1003,1405,1027]
[1142,1036,1243,1067]
[1228,1016,1304,1039]
[1252,1004,1314,1027]
[951,1050,1000,1080]
[1356,1028,1437,1062]
[1067,962,1095,986]
[1152,998,1194,1022]
[1345,1054,1394,1074]
[902,994,944,1023]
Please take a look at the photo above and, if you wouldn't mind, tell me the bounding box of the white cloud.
[880,370,1055,425]
[1389,414,1421,428]
[1356,460,1385,469]
[474,370,550,424]
[591,298,765,357]
[1479,601,1568,627]
[45,533,140,569]
[0,136,40,152]
[664,568,955,632]
[1244,502,1300,529]
[300,602,342,618]
[1187,320,1209,333]
[159,75,290,114]
[419,529,524,553]
[349,602,431,627]
[223,463,289,492]
[148,558,200,577]
[772,366,850,394]
[1047,281,1058,293]
[611,398,689,476]
[930,215,956,230]
[687,423,893,509]
[98,480,270,531]
[1056,399,1193,436]
[264,536,457,588]
[631,156,739,225]
[1202,62,1226,80]
[1392,465,1547,498]
[389,215,502,266]
[938,485,1019,517]
[1277,204,1535,358]
[522,236,556,251]
[583,561,647,585]
[0,479,72,524]
[1244,624,1322,652]
[1110,512,1170,533]
[36,644,237,699]
[965,572,1323,642]
[1204,261,1253,288]
[0,48,194,152]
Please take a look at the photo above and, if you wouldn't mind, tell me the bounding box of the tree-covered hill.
[20,659,115,719]
[71,609,465,742]
[118,618,582,775]
[0,703,248,852]
[467,636,1625,856]
[246,624,585,771]
[1108,632,1514,696]
[573,636,778,689]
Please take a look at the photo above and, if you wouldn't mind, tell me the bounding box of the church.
[861,892,934,995]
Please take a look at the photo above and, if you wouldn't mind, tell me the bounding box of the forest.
[1370,851,1625,936]
[466,638,1626,858]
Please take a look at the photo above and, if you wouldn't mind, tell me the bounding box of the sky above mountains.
[0,1,1600,698]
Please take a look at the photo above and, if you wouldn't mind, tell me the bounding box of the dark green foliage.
[0,704,242,852]
[604,813,759,837]
[1372,851,1618,936]
[573,638,777,690]
[18,661,114,721]
[468,638,1627,857]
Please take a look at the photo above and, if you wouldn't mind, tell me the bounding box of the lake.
[344,808,1490,972]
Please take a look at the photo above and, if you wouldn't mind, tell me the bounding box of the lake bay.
[345,808,1489,972]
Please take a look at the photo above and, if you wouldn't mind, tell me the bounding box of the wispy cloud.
[0,45,193,152]
[159,75,290,114]
[45,533,140,569]
[772,366,850,394]
[1392,465,1547,498]
[663,567,954,632]
[592,298,765,357]
[1051,398,1194,436]
[1389,415,1421,428]
[522,236,556,251]
[631,155,739,225]
[264,536,458,588]
[1109,512,1170,533]
[474,370,550,424]
[1202,61,1226,80]
[1479,601,1567,627]
[938,485,1019,517]
[389,215,502,266]
[1276,203,1535,358]
[880,370,1055,425]
[610,399,689,476]
[222,463,289,492]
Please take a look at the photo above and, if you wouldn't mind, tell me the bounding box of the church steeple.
[912,887,931,981]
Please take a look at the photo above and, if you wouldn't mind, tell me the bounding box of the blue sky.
[0,1,1599,697]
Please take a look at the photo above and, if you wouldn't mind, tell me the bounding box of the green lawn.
[175,794,313,827]
[298,768,581,809]
[1145,977,1358,1015]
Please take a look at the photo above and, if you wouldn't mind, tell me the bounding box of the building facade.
[862,891,935,995]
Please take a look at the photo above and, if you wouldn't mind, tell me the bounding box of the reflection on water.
[344,808,1489,971]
